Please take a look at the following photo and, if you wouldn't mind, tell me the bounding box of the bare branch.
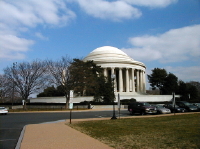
[3,60,48,101]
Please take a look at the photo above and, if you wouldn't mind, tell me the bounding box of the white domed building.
[83,46,146,96]
[30,46,178,104]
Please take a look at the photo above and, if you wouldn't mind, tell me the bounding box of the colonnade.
[103,67,146,94]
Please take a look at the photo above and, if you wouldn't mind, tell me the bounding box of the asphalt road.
[0,110,128,149]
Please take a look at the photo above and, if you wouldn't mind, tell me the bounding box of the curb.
[15,120,67,149]
[9,108,121,113]
[15,126,26,149]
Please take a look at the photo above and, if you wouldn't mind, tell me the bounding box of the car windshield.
[195,103,200,106]
[169,104,179,107]
[156,105,163,108]
[0,107,5,110]
[184,102,192,106]
[141,103,150,106]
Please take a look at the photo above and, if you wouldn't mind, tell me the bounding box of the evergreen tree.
[162,73,178,95]
[147,68,167,94]
[37,85,65,97]
[102,78,114,103]
[177,80,199,101]
[70,59,103,96]
[178,80,188,100]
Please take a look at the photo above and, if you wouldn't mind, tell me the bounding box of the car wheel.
[140,111,145,115]
[182,110,185,113]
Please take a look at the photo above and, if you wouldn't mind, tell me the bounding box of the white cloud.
[35,32,49,41]
[122,25,200,63]
[123,0,178,8]
[75,0,142,21]
[165,66,200,82]
[0,0,76,60]
[0,0,76,27]
[75,0,177,21]
[0,34,34,60]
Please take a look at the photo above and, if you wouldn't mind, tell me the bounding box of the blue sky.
[0,0,200,88]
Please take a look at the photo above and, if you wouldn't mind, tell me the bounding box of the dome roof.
[84,46,134,62]
[83,46,145,68]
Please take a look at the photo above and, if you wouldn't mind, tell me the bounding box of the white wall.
[30,95,180,103]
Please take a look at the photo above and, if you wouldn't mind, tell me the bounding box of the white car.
[0,107,8,115]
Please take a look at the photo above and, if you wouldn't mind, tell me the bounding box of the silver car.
[193,103,200,111]
[153,104,171,114]
[0,107,8,115]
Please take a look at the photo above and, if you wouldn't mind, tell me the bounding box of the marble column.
[140,70,143,92]
[104,68,107,77]
[111,67,117,92]
[143,71,146,93]
[136,70,139,92]
[126,68,129,92]
[132,68,135,92]
[119,68,123,92]
[111,67,115,75]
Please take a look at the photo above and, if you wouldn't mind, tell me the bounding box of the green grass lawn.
[69,113,200,149]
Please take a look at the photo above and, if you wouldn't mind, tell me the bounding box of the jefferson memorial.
[83,46,146,95]
[31,46,177,103]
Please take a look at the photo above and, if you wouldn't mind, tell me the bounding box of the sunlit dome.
[83,46,145,68]
[84,46,134,63]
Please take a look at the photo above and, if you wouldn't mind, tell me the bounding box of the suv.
[176,101,198,112]
[128,102,157,115]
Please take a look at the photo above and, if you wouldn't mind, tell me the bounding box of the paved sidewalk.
[20,119,114,149]
[18,109,116,149]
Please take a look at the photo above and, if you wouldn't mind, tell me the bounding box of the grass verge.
[69,113,200,149]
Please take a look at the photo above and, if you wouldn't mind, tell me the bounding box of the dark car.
[176,101,198,112]
[128,102,157,115]
[193,103,200,111]
[163,104,185,113]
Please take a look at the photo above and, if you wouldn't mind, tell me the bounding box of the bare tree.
[0,74,12,103]
[46,56,73,109]
[3,60,48,106]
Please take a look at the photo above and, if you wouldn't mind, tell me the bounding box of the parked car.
[163,104,185,113]
[176,101,198,112]
[0,107,8,115]
[193,103,200,111]
[128,102,157,115]
[152,104,171,114]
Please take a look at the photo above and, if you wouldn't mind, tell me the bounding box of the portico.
[103,67,146,94]
[83,46,146,95]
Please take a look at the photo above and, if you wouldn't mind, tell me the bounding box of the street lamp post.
[12,62,17,107]
[111,74,117,120]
